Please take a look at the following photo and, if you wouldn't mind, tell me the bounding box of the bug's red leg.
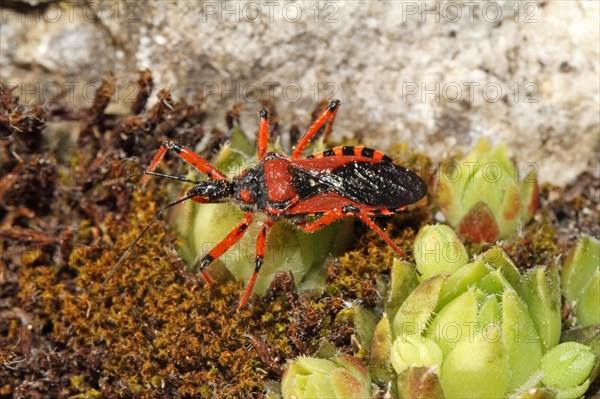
[238,219,275,310]
[355,213,406,258]
[357,213,421,275]
[322,105,338,142]
[197,213,253,284]
[296,207,419,275]
[141,145,168,184]
[141,141,227,184]
[292,100,340,159]
[295,209,347,232]
[257,109,270,160]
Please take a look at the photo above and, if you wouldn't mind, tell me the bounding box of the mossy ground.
[1,77,598,398]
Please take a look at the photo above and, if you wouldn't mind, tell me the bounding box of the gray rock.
[1,0,598,184]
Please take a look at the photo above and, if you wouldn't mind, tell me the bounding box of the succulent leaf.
[335,305,378,358]
[392,275,446,338]
[396,367,445,399]
[480,245,522,288]
[413,225,469,282]
[385,259,420,317]
[439,324,509,399]
[390,334,443,375]
[519,265,562,353]
[561,236,600,328]
[477,295,502,329]
[540,342,596,399]
[370,314,393,384]
[425,288,481,357]
[437,259,492,309]
[502,289,544,393]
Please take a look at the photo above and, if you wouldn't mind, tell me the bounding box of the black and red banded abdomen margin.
[330,161,427,208]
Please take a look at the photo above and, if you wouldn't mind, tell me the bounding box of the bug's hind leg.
[238,219,275,310]
[196,213,253,284]
[141,141,227,184]
[292,100,340,159]
[355,212,406,258]
[294,209,347,232]
[295,206,420,275]
[354,210,421,276]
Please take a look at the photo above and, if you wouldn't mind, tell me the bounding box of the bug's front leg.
[141,141,227,184]
[196,213,253,285]
[238,219,275,310]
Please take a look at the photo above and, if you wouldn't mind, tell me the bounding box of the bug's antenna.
[102,170,200,187]
[102,193,198,286]
[101,170,144,186]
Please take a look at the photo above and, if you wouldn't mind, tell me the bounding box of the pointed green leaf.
[562,236,600,304]
[390,334,443,375]
[385,259,419,318]
[425,288,481,357]
[502,289,543,393]
[439,324,509,399]
[370,314,393,384]
[519,265,562,352]
[575,270,600,327]
[393,275,446,338]
[480,245,522,288]
[477,296,502,329]
[413,225,469,282]
[541,342,595,392]
[437,259,492,309]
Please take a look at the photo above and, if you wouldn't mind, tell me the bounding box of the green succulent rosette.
[380,226,593,398]
[561,236,600,328]
[170,124,351,295]
[281,355,371,399]
[434,138,538,242]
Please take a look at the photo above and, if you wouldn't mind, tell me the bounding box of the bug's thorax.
[232,152,299,214]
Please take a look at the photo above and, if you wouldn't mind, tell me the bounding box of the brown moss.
[325,203,431,306]
[16,191,271,396]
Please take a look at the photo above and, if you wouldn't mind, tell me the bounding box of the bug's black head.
[186,179,233,203]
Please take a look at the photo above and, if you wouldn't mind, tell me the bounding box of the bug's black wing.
[291,161,427,208]
[330,161,427,208]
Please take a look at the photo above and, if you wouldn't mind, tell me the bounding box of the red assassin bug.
[106,100,427,310]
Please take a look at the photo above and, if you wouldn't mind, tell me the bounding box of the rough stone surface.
[1,0,598,185]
